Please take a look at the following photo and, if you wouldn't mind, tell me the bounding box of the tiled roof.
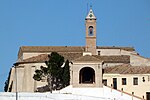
[104,64,150,74]
[94,55,130,63]
[19,52,82,63]
[21,54,48,63]
[97,46,135,51]
[73,55,102,62]
[18,53,130,64]
[18,46,135,58]
[19,46,134,53]
[20,46,85,52]
[59,52,82,61]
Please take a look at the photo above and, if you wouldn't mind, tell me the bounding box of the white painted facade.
[103,74,150,99]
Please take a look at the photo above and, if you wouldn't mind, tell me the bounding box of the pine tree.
[33,52,70,92]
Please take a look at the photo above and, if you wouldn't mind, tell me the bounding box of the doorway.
[113,78,117,89]
[79,67,95,84]
[146,92,150,100]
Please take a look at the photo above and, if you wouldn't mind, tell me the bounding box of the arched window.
[79,67,95,84]
[88,26,94,36]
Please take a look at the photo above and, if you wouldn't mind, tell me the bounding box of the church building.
[7,8,150,99]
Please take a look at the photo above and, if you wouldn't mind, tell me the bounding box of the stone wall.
[8,63,47,92]
[71,62,102,88]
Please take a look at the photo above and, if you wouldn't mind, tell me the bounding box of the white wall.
[96,49,136,56]
[54,85,142,100]
[0,92,111,100]
[1,85,143,100]
[96,49,121,56]
[8,63,48,92]
[103,73,150,99]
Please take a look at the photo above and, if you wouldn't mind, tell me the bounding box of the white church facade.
[7,8,150,99]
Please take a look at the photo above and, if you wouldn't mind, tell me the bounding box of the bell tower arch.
[85,7,97,55]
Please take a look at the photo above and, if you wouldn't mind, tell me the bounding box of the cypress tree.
[62,60,70,87]
[4,69,11,92]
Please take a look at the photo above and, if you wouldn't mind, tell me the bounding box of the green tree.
[4,69,11,92]
[33,52,70,92]
[62,60,70,87]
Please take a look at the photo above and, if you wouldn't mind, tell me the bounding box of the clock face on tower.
[88,26,94,36]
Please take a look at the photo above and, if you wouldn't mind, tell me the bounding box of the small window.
[133,77,138,85]
[98,51,101,55]
[88,26,94,36]
[122,78,127,85]
[103,79,107,86]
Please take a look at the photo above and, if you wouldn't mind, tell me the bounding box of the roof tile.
[20,46,85,52]
[73,55,102,62]
[94,55,130,63]
[104,64,150,74]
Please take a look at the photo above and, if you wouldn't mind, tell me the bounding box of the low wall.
[0,92,111,100]
[0,86,144,100]
[103,86,144,100]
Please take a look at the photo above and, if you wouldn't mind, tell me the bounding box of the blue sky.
[0,0,150,91]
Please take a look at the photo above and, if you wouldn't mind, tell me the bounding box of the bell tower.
[85,7,97,55]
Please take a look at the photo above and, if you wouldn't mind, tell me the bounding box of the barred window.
[133,77,138,85]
